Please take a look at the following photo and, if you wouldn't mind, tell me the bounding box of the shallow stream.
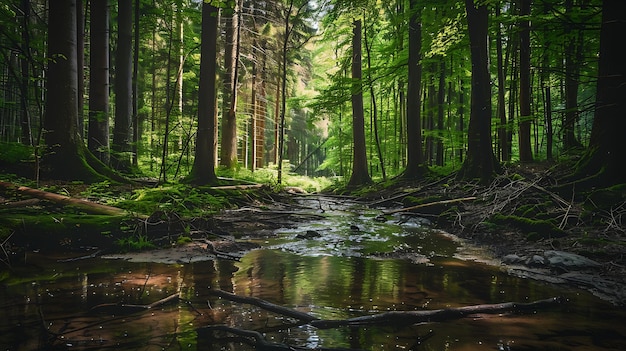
[1,196,625,350]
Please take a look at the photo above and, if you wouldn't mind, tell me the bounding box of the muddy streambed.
[1,196,625,350]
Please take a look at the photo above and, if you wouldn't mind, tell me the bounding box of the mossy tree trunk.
[42,0,105,182]
[576,0,626,185]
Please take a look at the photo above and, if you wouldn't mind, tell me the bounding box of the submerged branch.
[208,289,317,322]
[310,297,561,329]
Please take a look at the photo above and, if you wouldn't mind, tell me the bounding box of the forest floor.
[1,160,625,305]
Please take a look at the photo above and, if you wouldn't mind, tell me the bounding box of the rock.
[296,230,321,239]
[502,254,525,264]
[543,250,602,270]
[526,254,546,267]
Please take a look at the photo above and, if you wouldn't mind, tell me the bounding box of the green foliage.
[0,142,33,163]
[114,184,229,217]
[115,233,155,252]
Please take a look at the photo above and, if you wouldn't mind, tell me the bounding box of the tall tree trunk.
[563,0,583,150]
[347,19,372,187]
[220,1,240,169]
[76,0,85,140]
[189,3,219,185]
[402,0,424,179]
[578,0,626,184]
[518,0,533,162]
[88,0,110,165]
[43,0,101,181]
[277,0,294,184]
[458,0,498,184]
[112,0,133,171]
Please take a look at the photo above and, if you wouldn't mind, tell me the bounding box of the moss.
[0,212,126,250]
[489,214,566,240]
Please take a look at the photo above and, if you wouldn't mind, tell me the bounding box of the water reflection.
[1,236,625,350]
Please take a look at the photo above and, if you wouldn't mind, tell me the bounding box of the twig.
[384,197,477,215]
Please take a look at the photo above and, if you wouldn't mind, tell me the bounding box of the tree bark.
[578,0,626,185]
[0,181,126,216]
[219,2,240,169]
[88,0,110,165]
[458,0,498,184]
[402,0,424,179]
[112,0,133,171]
[347,19,372,187]
[42,0,104,182]
[518,0,533,162]
[189,3,219,185]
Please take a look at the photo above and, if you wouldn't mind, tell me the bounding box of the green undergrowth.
[113,184,231,217]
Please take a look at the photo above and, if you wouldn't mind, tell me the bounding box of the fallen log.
[384,196,477,215]
[310,297,561,329]
[0,181,127,216]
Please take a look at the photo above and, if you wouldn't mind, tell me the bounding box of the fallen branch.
[0,181,127,216]
[88,292,180,315]
[310,297,561,329]
[384,197,477,215]
[208,289,317,322]
[209,183,265,191]
[208,289,560,330]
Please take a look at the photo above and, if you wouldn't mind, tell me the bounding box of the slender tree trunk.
[76,0,84,140]
[363,17,386,180]
[20,0,33,146]
[347,19,372,187]
[436,60,445,166]
[220,2,240,169]
[563,0,583,150]
[495,5,509,162]
[402,0,424,179]
[189,3,219,185]
[112,0,133,171]
[518,0,533,162]
[132,0,140,167]
[88,0,110,165]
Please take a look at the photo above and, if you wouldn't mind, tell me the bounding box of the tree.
[188,2,219,185]
[518,0,533,162]
[458,0,498,184]
[402,0,424,179]
[219,0,241,169]
[88,0,110,165]
[112,0,134,171]
[576,0,626,185]
[41,0,102,181]
[347,19,372,187]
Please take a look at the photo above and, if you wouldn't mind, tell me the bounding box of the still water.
[1,197,625,350]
